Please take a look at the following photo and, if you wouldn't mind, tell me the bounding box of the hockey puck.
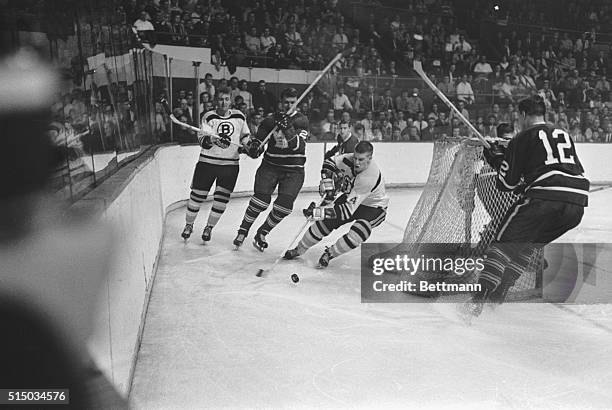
[291,273,299,283]
[256,269,264,277]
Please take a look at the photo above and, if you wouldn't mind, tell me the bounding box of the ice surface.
[130,188,612,409]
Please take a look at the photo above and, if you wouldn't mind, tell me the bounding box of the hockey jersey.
[498,123,589,206]
[256,113,309,169]
[323,153,389,219]
[199,109,250,166]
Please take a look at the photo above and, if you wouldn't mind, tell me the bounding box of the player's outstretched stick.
[254,198,327,277]
[254,219,312,277]
[257,47,356,151]
[412,60,490,149]
[158,97,242,147]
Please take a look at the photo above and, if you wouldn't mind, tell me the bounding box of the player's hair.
[355,141,374,155]
[339,120,350,127]
[216,86,231,96]
[518,95,546,117]
[496,122,514,137]
[281,87,298,99]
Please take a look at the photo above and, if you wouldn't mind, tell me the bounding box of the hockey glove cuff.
[274,112,291,130]
[245,138,262,158]
[214,133,231,149]
[303,202,337,220]
[319,178,336,201]
[483,142,505,171]
[199,133,213,149]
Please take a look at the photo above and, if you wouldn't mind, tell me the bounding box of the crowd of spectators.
[129,0,612,143]
[130,0,364,70]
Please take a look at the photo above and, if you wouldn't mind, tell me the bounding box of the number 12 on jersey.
[538,129,575,165]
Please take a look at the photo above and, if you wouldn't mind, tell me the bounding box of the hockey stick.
[413,60,490,149]
[256,47,355,153]
[158,98,242,148]
[255,199,328,277]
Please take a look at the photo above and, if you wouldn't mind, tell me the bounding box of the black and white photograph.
[1,0,612,408]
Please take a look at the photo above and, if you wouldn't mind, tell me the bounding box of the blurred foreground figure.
[0,49,127,409]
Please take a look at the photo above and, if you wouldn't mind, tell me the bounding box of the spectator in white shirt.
[260,27,276,53]
[454,35,472,53]
[396,111,408,132]
[473,55,493,74]
[332,27,349,48]
[333,86,353,114]
[360,110,374,140]
[456,75,475,105]
[198,73,215,99]
[285,24,303,47]
[133,11,154,32]
[238,80,253,109]
[244,27,261,54]
[412,111,428,136]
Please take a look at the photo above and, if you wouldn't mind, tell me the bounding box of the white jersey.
[199,109,250,166]
[327,153,389,214]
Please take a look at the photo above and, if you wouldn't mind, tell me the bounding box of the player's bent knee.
[253,192,272,205]
[274,194,295,211]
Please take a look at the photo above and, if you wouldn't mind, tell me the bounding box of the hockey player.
[462,95,590,320]
[234,87,310,251]
[181,86,252,242]
[284,141,389,267]
[324,120,359,159]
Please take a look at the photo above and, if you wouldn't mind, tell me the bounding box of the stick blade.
[413,59,423,73]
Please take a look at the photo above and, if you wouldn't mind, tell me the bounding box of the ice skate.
[233,230,247,249]
[253,231,268,252]
[181,223,193,240]
[283,247,301,260]
[317,247,334,268]
[201,225,213,242]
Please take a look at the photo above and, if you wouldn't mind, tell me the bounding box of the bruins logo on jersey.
[217,121,235,136]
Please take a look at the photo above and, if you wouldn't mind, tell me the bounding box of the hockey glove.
[213,132,231,149]
[199,133,213,149]
[483,142,505,171]
[513,183,527,195]
[303,201,337,220]
[274,112,291,130]
[245,138,262,158]
[336,174,353,194]
[319,177,336,201]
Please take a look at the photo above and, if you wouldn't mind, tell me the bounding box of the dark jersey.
[324,133,359,159]
[497,123,589,206]
[256,113,309,170]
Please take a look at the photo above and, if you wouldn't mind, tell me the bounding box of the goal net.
[400,137,543,300]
